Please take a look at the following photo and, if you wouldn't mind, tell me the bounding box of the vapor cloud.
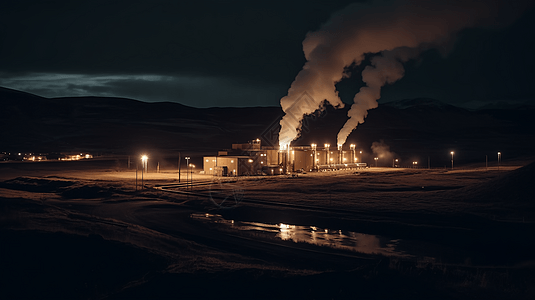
[279,0,533,148]
[371,140,396,166]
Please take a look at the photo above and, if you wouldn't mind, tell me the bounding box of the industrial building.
[203,140,367,176]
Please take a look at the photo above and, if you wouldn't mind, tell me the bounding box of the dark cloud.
[0,72,287,107]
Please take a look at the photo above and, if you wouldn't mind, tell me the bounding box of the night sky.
[1,0,534,108]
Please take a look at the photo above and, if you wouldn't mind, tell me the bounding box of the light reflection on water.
[191,213,412,258]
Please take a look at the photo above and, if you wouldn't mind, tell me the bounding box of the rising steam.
[279,0,532,148]
[371,140,396,166]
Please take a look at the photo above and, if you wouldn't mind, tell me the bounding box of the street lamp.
[498,152,501,171]
[141,155,148,189]
[450,151,454,170]
[190,164,195,187]
[141,155,148,173]
[311,144,317,169]
[359,150,363,165]
[413,161,418,168]
[185,157,191,189]
[374,157,378,167]
[324,144,330,166]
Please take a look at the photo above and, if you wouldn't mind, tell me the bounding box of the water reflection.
[191,213,411,258]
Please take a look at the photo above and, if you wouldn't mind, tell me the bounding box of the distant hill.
[1,87,534,165]
[0,87,282,154]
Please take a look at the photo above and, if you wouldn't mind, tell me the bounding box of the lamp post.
[350,144,356,164]
[374,157,378,167]
[311,144,317,170]
[185,157,190,190]
[141,155,148,173]
[413,161,418,168]
[359,150,363,165]
[324,144,330,166]
[190,164,194,188]
[498,152,501,171]
[141,155,148,189]
[450,151,454,170]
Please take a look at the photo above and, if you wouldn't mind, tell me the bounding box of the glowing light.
[141,155,149,173]
[248,159,253,163]
[279,223,293,240]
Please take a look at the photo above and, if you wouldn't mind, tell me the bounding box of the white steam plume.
[278,0,532,149]
[337,47,419,145]
[371,140,396,166]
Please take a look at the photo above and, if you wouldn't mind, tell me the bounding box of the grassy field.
[1,157,534,299]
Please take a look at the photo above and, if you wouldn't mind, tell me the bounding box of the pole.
[185,157,190,190]
[135,163,138,191]
[128,156,131,169]
[141,164,144,189]
[178,152,181,183]
[486,155,488,171]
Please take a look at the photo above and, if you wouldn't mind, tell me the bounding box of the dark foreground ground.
[1,158,535,299]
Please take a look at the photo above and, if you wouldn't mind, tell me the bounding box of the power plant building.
[203,140,366,176]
